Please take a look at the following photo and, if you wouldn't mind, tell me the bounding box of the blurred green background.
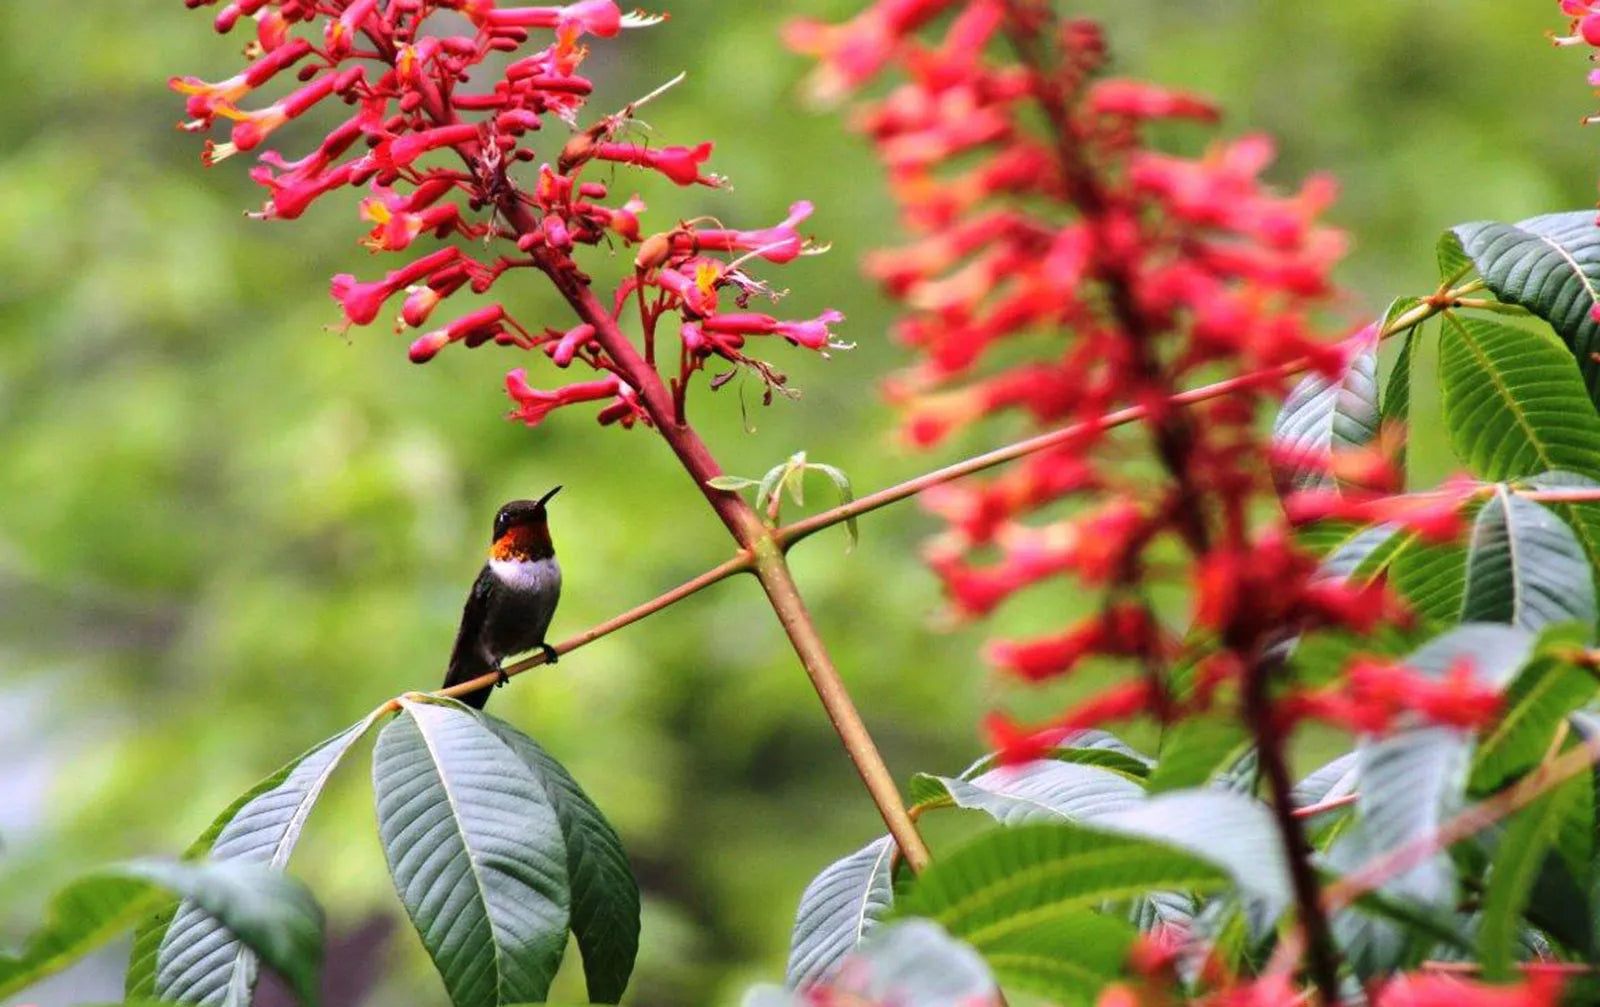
[1,2,1595,1004]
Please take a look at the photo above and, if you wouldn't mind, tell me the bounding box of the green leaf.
[474,715,639,1004]
[1471,626,1598,793]
[1091,791,1292,917]
[1462,487,1596,632]
[979,913,1135,1006]
[1438,314,1600,481]
[151,715,376,1007]
[894,823,1231,949]
[0,875,164,999]
[1147,716,1250,794]
[806,462,858,550]
[113,860,324,1007]
[1271,332,1380,494]
[1390,535,1469,625]
[753,921,999,1007]
[786,836,895,989]
[705,475,759,491]
[1383,323,1417,470]
[1339,727,1469,908]
[1437,229,1472,284]
[1480,781,1578,978]
[1452,212,1600,402]
[373,698,570,1007]
[911,761,1144,826]
[1525,470,1600,608]
[957,732,1152,782]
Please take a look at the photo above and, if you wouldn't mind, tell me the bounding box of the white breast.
[489,556,561,592]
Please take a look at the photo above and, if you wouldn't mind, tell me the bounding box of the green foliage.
[1470,626,1598,793]
[754,920,998,1006]
[474,715,641,1004]
[1461,487,1597,631]
[910,762,1145,826]
[372,700,571,1007]
[1270,333,1380,493]
[893,824,1225,981]
[140,715,376,1006]
[0,875,163,999]
[1146,716,1251,793]
[1451,212,1600,402]
[1438,314,1600,481]
[785,837,895,989]
[1477,781,1579,978]
[112,861,325,1007]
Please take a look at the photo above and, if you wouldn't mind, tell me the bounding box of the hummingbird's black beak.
[537,485,562,508]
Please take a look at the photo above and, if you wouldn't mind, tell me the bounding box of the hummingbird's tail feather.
[443,651,495,710]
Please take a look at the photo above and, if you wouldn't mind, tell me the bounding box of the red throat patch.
[490,522,552,561]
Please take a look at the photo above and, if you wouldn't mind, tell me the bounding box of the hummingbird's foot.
[539,643,559,665]
[494,665,510,689]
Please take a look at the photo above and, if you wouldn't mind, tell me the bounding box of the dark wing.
[442,568,497,709]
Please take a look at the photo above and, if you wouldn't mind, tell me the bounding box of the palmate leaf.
[786,836,895,989]
[1270,330,1380,495]
[1437,314,1600,482]
[373,698,570,1007]
[475,714,639,1004]
[139,713,378,1006]
[1461,487,1597,632]
[1451,211,1600,403]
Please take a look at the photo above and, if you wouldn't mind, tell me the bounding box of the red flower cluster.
[173,0,844,429]
[1281,656,1501,734]
[790,0,1415,761]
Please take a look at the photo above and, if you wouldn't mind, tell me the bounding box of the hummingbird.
[443,488,563,709]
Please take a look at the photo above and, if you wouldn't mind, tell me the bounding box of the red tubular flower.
[482,1,624,38]
[408,304,514,363]
[682,200,816,263]
[330,248,462,327]
[505,370,633,427]
[593,141,717,186]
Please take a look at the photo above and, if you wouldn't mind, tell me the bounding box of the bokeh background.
[2,2,1596,1004]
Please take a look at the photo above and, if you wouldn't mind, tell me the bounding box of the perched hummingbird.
[443,488,563,709]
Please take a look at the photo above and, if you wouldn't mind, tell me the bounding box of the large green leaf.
[956,732,1152,782]
[1471,626,1597,793]
[114,861,324,1007]
[1479,781,1580,978]
[1271,331,1380,494]
[1437,313,1600,481]
[475,714,639,1004]
[149,715,376,1007]
[786,837,895,989]
[894,823,1230,948]
[0,875,163,999]
[911,761,1144,826]
[1452,212,1600,402]
[373,699,570,1007]
[1461,487,1596,632]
